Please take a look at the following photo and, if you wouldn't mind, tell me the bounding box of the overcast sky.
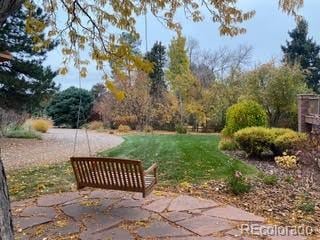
[45,0,320,90]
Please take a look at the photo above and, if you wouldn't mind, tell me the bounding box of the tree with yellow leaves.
[166,34,197,125]
[0,0,306,93]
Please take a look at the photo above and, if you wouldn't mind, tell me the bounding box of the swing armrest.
[144,163,158,176]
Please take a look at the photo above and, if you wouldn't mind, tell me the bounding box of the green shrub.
[234,127,273,157]
[234,127,306,157]
[222,100,267,136]
[261,174,278,186]
[284,176,294,184]
[5,126,41,139]
[228,171,251,195]
[218,138,238,151]
[175,124,187,134]
[298,201,316,213]
[273,131,307,155]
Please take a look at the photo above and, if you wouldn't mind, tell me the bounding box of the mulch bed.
[160,150,320,235]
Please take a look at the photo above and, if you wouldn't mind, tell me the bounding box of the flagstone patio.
[12,190,309,240]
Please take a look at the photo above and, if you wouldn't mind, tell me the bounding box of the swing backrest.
[70,157,146,192]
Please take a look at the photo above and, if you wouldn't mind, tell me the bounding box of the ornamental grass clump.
[87,121,104,130]
[228,170,251,195]
[117,124,131,133]
[28,118,53,133]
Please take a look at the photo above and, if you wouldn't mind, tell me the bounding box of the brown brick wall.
[297,94,318,132]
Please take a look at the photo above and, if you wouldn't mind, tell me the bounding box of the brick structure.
[298,94,320,133]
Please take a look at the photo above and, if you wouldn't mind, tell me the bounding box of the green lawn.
[101,134,257,183]
[8,134,257,201]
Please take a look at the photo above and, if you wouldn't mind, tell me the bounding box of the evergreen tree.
[47,87,93,128]
[145,41,167,101]
[282,19,320,92]
[0,7,58,112]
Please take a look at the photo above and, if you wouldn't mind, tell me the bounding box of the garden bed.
[166,150,320,235]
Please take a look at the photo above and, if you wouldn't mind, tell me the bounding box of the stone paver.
[168,195,220,212]
[110,207,151,221]
[82,214,122,232]
[61,201,111,219]
[114,199,144,208]
[12,190,275,240]
[14,216,52,230]
[37,192,80,207]
[20,206,56,219]
[143,197,173,213]
[132,192,164,200]
[171,237,229,240]
[270,236,307,240]
[93,190,132,199]
[80,227,133,240]
[176,215,234,236]
[161,211,193,222]
[137,221,193,238]
[203,205,265,222]
[225,228,242,237]
[48,220,80,236]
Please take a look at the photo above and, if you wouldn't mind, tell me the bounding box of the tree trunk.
[179,94,184,125]
[0,149,14,240]
[0,0,23,26]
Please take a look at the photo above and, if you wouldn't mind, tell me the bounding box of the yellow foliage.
[275,153,298,169]
[105,80,126,101]
[22,0,304,85]
[28,118,53,133]
[87,121,104,130]
[179,181,192,191]
[117,124,131,133]
[59,67,68,75]
[80,67,87,78]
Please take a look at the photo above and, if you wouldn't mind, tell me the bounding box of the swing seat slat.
[70,157,158,198]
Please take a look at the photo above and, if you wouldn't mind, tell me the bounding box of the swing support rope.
[72,45,92,157]
[72,7,150,158]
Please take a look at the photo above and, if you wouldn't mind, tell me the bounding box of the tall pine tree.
[0,7,58,112]
[145,41,167,102]
[282,19,320,92]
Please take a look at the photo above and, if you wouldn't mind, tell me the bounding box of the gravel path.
[0,128,123,170]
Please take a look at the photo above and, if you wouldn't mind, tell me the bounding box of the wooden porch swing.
[70,80,158,198]
[70,9,157,197]
[70,157,157,198]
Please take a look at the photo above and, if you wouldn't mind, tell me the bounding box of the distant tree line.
[89,18,317,132]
